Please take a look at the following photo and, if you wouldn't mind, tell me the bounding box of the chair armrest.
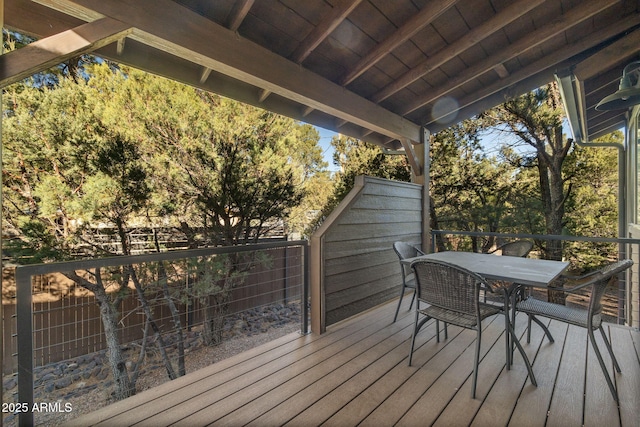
[553,270,603,293]
[416,248,426,256]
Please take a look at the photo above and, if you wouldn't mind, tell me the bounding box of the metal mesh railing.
[4,240,308,426]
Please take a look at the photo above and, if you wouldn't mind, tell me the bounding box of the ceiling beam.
[423,14,640,129]
[6,1,402,150]
[290,0,363,64]
[34,0,420,143]
[371,0,545,103]
[0,16,132,87]
[573,29,640,81]
[339,0,459,86]
[227,0,254,32]
[401,0,619,116]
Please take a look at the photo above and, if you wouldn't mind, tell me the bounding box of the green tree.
[482,82,572,266]
[310,134,411,232]
[2,78,140,400]
[99,66,314,344]
[562,133,621,268]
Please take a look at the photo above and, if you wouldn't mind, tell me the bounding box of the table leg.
[502,288,511,369]
[506,283,537,387]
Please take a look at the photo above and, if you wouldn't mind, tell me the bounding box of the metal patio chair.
[488,240,533,257]
[408,259,502,399]
[392,241,424,322]
[516,258,633,402]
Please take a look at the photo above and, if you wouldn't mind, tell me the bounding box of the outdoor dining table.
[401,251,570,386]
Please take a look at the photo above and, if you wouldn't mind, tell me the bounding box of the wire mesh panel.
[3,241,308,426]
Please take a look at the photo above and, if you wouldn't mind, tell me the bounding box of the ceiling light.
[595,61,640,111]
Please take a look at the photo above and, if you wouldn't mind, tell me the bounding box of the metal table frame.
[402,251,569,386]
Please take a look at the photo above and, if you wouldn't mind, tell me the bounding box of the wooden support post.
[421,129,432,252]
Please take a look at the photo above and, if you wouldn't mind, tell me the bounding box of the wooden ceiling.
[4,0,640,150]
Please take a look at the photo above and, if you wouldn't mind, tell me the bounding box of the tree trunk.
[158,260,186,376]
[93,282,134,400]
[202,292,230,346]
[129,267,178,380]
[538,126,568,304]
[63,269,135,400]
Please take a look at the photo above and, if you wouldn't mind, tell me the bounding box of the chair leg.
[504,307,511,369]
[503,289,511,369]
[588,327,619,402]
[408,308,419,366]
[409,290,416,310]
[599,326,622,373]
[471,328,481,399]
[529,315,554,343]
[393,285,407,323]
[508,319,538,387]
[436,320,440,342]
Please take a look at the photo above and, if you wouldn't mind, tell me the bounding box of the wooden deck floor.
[69,298,640,427]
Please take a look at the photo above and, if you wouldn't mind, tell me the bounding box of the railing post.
[15,267,34,427]
[301,242,310,334]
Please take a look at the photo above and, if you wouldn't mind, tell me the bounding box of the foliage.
[480,83,572,279]
[307,134,411,233]
[2,61,326,396]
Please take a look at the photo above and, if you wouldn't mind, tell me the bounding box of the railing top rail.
[431,230,640,245]
[15,240,308,278]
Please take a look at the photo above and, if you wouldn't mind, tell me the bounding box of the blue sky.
[315,126,339,172]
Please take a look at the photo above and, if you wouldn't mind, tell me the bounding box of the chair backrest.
[494,240,533,257]
[393,241,422,277]
[587,259,633,326]
[393,241,422,260]
[411,259,487,316]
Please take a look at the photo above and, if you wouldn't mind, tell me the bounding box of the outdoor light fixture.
[596,60,640,111]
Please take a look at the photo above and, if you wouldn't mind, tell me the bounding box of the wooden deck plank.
[156,306,405,426]
[321,322,462,426]
[470,313,548,427]
[66,299,639,427]
[609,325,640,427]
[545,324,587,427]
[509,318,568,427]
[69,300,394,427]
[397,315,506,426]
[584,327,621,427]
[358,320,485,426]
[243,317,416,426]
[66,331,309,426]
[431,318,511,427]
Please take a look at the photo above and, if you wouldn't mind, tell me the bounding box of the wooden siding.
[311,176,422,331]
[66,297,640,427]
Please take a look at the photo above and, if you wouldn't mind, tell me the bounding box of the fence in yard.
[2,242,304,374]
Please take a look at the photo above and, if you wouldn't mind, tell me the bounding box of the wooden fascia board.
[36,0,421,143]
[0,16,131,87]
[5,2,401,150]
